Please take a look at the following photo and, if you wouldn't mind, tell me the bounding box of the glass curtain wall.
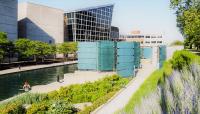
[65,5,113,42]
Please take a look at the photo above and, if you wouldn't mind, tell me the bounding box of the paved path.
[0,61,77,76]
[92,60,156,114]
[31,71,116,93]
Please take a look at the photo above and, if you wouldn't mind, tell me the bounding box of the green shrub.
[170,50,199,70]
[1,101,25,114]
[27,100,78,114]
[48,100,78,114]
[78,91,117,114]
[163,61,173,76]
[0,93,48,114]
[0,75,129,114]
[17,93,48,105]
[26,100,51,114]
[47,75,129,104]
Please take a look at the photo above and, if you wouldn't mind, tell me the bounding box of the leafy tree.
[171,0,200,49]
[15,39,57,62]
[15,39,33,60]
[0,49,3,62]
[57,42,77,59]
[0,32,9,62]
[50,45,57,59]
[33,41,55,62]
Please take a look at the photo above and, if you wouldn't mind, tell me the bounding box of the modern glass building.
[65,4,114,42]
[0,0,18,41]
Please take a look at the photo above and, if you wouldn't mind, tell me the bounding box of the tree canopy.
[57,42,77,58]
[170,0,200,49]
[15,39,57,62]
[0,32,9,62]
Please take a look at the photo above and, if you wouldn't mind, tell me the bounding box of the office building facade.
[18,2,64,44]
[65,5,114,42]
[120,31,164,47]
[0,0,18,41]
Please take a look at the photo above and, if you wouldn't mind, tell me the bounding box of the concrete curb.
[0,61,77,76]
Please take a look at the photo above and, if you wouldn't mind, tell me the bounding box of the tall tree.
[15,39,33,60]
[0,32,9,62]
[33,41,55,62]
[57,42,78,60]
[15,39,56,62]
[171,0,200,49]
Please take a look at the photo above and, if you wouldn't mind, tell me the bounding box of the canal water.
[0,64,77,101]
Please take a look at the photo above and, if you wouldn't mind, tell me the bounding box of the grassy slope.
[118,50,200,114]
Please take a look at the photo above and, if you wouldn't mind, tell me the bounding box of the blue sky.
[18,0,183,44]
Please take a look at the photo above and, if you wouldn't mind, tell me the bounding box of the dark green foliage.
[170,0,200,50]
[1,101,25,114]
[0,93,48,114]
[15,39,56,61]
[48,75,129,103]
[48,100,78,114]
[78,91,116,114]
[170,50,199,70]
[57,42,78,58]
[26,100,78,114]
[26,100,51,114]
[0,32,9,62]
[0,75,129,114]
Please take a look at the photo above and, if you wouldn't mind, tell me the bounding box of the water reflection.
[0,64,77,101]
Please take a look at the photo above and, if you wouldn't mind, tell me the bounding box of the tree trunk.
[54,54,56,60]
[189,44,192,49]
[34,55,37,62]
[42,56,44,63]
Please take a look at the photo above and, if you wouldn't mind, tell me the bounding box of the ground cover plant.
[0,74,129,114]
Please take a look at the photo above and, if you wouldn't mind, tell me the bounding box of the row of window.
[120,35,163,39]
[75,34,110,37]
[66,7,113,17]
[67,16,112,23]
[145,41,163,44]
[74,12,112,19]
[73,24,110,29]
[75,35,110,41]
[74,30,110,35]
[72,19,111,25]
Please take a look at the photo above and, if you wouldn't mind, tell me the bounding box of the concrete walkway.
[92,60,156,114]
[31,71,116,93]
[0,61,77,76]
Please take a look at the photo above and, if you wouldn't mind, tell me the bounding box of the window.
[145,36,150,38]
[157,41,162,43]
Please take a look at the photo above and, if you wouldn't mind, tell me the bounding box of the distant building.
[120,31,164,47]
[0,0,18,41]
[65,4,114,42]
[111,26,119,40]
[18,2,64,44]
